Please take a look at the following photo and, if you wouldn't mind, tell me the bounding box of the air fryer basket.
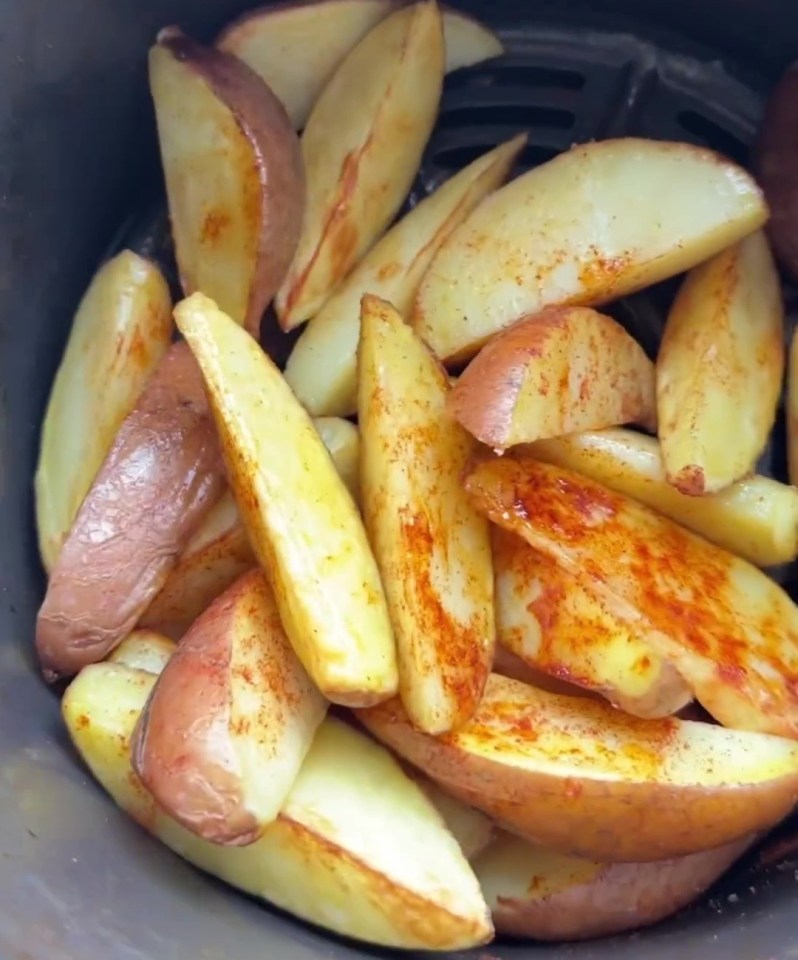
[3,0,798,957]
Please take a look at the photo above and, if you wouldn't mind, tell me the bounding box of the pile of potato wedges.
[34,0,798,950]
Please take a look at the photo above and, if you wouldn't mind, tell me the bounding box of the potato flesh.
[63,664,492,950]
[175,293,397,707]
[35,251,172,572]
[106,630,177,675]
[790,330,798,488]
[413,138,768,362]
[284,135,525,417]
[657,230,784,495]
[526,429,798,567]
[359,296,495,734]
[466,455,798,738]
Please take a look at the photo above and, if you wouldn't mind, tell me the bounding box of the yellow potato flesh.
[657,230,784,495]
[106,630,177,675]
[284,135,525,416]
[417,778,496,861]
[175,293,397,707]
[63,664,492,950]
[790,329,798,488]
[359,296,494,734]
[526,429,798,567]
[35,251,172,571]
[413,138,768,362]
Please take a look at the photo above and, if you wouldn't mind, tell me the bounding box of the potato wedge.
[218,0,502,130]
[415,777,496,861]
[492,643,596,698]
[360,674,798,861]
[35,251,172,572]
[790,330,798,488]
[312,416,361,501]
[526,429,798,567]
[413,138,768,362]
[150,30,304,337]
[275,1,444,329]
[465,455,798,739]
[476,830,753,940]
[359,296,494,734]
[493,527,691,718]
[175,293,397,707]
[657,231,784,495]
[285,136,524,416]
[36,342,226,682]
[107,630,177,675]
[63,664,492,950]
[450,307,655,450]
[133,571,327,845]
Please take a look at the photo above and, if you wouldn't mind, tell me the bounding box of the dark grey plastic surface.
[3,1,798,958]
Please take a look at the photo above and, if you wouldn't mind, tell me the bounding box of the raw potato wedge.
[790,329,798,487]
[359,673,798,861]
[275,1,445,329]
[107,630,177,675]
[175,293,397,707]
[657,230,784,495]
[133,571,327,845]
[284,135,525,417]
[140,418,360,639]
[493,527,692,718]
[359,296,494,734]
[417,778,496,861]
[36,342,226,682]
[450,307,656,451]
[465,455,798,739]
[35,251,172,571]
[218,0,502,130]
[413,138,768,362]
[63,664,492,950]
[476,830,753,940]
[526,429,798,567]
[150,30,304,336]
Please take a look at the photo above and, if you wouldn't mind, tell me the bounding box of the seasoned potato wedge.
[790,330,798,488]
[107,630,177,675]
[450,307,656,450]
[359,296,494,734]
[150,30,304,337]
[218,0,502,130]
[526,429,798,567]
[492,643,597,698]
[35,251,172,571]
[312,416,361,501]
[175,293,397,707]
[133,571,327,845]
[493,527,691,718]
[360,674,798,861]
[466,455,798,739]
[36,342,226,682]
[63,664,492,950]
[416,778,496,861]
[284,135,524,416]
[413,138,768,362]
[275,1,444,329]
[657,231,784,495]
[476,830,753,940]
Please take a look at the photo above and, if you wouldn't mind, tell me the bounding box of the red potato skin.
[36,342,225,681]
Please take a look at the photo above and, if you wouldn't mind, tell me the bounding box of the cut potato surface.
[413,138,768,362]
[465,455,798,739]
[416,778,496,861]
[360,673,798,861]
[35,251,172,572]
[175,293,397,707]
[449,306,656,450]
[107,630,177,675]
[63,664,492,950]
[790,330,798,488]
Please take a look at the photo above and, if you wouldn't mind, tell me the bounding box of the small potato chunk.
[35,251,172,571]
[465,455,798,739]
[36,342,226,682]
[360,674,798,862]
[449,307,655,451]
[150,30,304,337]
[657,231,784,495]
[359,296,495,734]
[133,570,327,845]
[413,138,768,363]
[284,135,524,417]
[526,429,798,567]
[107,630,177,675]
[476,830,753,940]
[275,1,445,329]
[175,293,397,707]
